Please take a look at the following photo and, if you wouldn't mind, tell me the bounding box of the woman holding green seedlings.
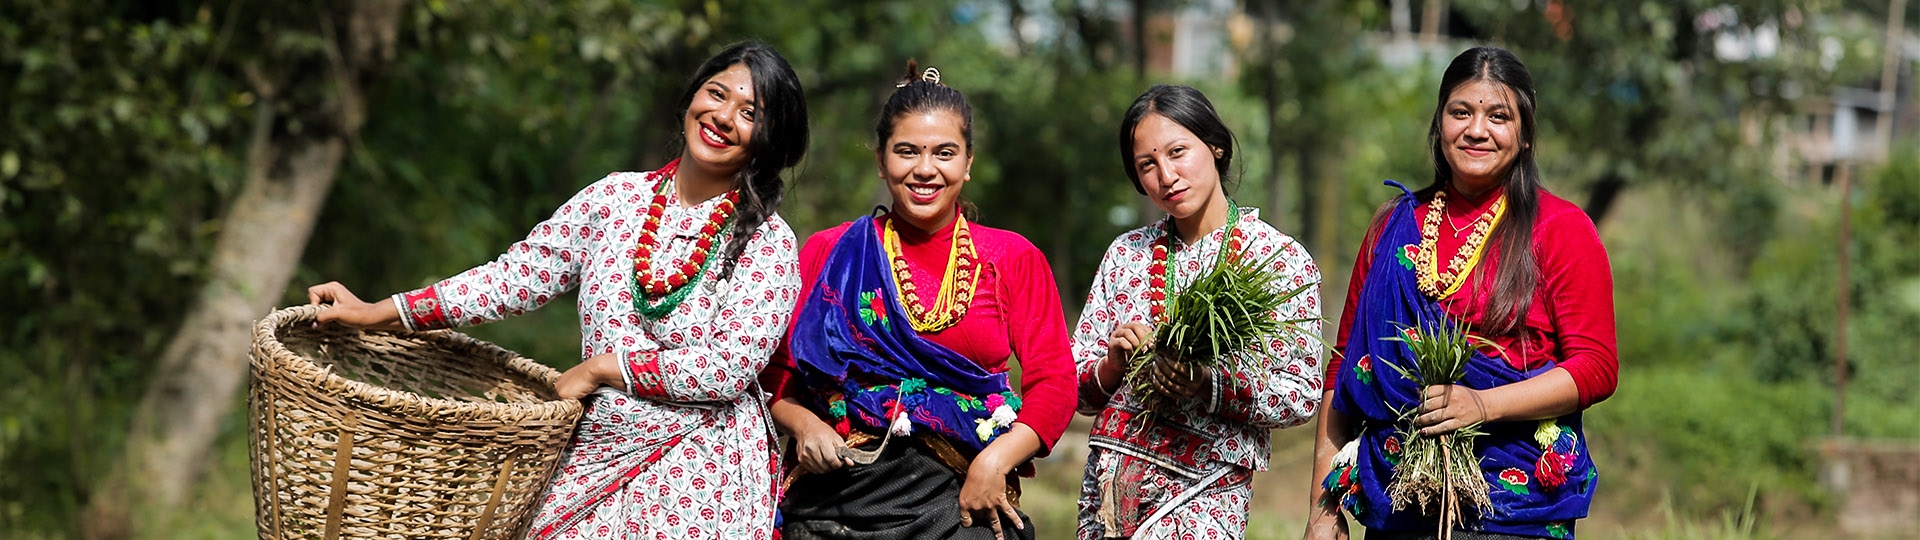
[1072,84,1324,540]
[1303,46,1620,540]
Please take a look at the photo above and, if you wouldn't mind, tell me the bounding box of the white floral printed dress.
[1070,208,1323,540]
[394,166,801,540]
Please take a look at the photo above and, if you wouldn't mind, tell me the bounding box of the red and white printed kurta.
[393,167,801,540]
[1071,208,1322,540]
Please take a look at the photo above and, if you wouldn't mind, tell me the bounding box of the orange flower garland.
[1413,189,1504,299]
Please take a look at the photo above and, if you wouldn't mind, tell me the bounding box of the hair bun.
[895,59,919,88]
[895,60,943,88]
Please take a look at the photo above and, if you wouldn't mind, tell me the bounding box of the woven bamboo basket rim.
[253,304,582,425]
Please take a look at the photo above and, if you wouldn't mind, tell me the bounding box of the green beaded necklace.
[630,175,737,321]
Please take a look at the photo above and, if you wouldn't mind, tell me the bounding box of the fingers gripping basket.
[248,305,583,539]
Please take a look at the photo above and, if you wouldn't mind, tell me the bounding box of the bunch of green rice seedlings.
[1382,318,1499,537]
[1124,252,1317,415]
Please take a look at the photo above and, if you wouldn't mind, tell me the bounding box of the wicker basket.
[248,305,583,540]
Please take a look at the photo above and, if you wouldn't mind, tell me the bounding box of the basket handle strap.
[470,451,521,540]
[323,413,357,540]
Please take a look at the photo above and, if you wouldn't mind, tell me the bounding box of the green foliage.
[3,0,1915,537]
[0,2,249,533]
[1587,147,1920,520]
[1588,366,1829,513]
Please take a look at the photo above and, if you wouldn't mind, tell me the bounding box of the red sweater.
[760,216,1077,453]
[1327,186,1619,408]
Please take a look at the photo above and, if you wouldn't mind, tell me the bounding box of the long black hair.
[676,40,808,279]
[1427,46,1541,336]
[1117,84,1238,195]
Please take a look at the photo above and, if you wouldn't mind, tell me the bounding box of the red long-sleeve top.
[1327,186,1619,408]
[760,216,1077,454]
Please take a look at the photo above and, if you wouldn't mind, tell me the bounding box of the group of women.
[308,40,1618,540]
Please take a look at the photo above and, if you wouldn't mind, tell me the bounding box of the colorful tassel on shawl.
[1536,451,1569,490]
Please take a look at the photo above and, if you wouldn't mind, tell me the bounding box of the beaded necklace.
[1146,204,1246,324]
[882,213,979,333]
[1414,188,1504,299]
[629,160,739,320]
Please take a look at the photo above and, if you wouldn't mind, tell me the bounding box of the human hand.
[1146,350,1210,403]
[1414,384,1491,436]
[1105,322,1154,371]
[792,420,854,475]
[957,456,1023,540]
[554,353,620,400]
[1301,510,1349,540]
[307,281,399,330]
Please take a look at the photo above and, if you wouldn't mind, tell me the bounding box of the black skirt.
[1367,530,1543,540]
[781,437,1036,540]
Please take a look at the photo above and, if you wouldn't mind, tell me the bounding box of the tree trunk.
[1296,143,1320,248]
[1582,171,1626,226]
[1313,142,1344,257]
[1132,0,1149,78]
[81,2,403,538]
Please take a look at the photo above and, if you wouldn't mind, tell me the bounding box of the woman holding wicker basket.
[307,41,809,540]
[1302,47,1619,540]
[1071,84,1325,540]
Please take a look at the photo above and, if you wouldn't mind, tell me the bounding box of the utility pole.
[1833,163,1852,438]
[1420,0,1446,45]
[1872,0,1907,156]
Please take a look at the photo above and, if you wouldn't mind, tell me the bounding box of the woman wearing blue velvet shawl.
[1302,47,1620,540]
[758,64,1076,540]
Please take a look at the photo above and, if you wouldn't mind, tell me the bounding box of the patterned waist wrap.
[1328,182,1596,539]
[788,213,1022,454]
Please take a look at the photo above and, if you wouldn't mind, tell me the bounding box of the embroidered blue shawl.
[1328,182,1596,540]
[788,213,1020,454]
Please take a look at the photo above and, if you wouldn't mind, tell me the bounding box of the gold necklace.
[1415,189,1505,299]
[883,215,979,332]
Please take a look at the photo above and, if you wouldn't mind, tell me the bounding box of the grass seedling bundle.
[1380,318,1503,539]
[1123,251,1316,415]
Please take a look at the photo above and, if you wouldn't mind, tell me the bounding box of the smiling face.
[880,110,972,232]
[1130,112,1224,222]
[681,64,759,175]
[1438,79,1524,195]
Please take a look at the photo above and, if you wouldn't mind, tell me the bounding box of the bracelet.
[1093,361,1119,395]
[1206,367,1222,414]
[618,353,635,394]
[390,293,416,332]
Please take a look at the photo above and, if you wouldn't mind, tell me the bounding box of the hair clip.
[897,66,942,88]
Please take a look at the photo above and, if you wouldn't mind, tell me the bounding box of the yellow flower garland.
[882,215,980,332]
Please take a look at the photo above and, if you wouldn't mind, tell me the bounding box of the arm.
[771,396,854,474]
[1001,246,1076,453]
[758,226,836,406]
[388,176,612,331]
[1322,200,1393,389]
[1071,241,1129,415]
[1303,390,1352,540]
[622,222,802,403]
[959,422,1042,537]
[1415,209,1618,434]
[1303,211,1390,540]
[761,228,850,474]
[1210,239,1325,429]
[313,175,612,330]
